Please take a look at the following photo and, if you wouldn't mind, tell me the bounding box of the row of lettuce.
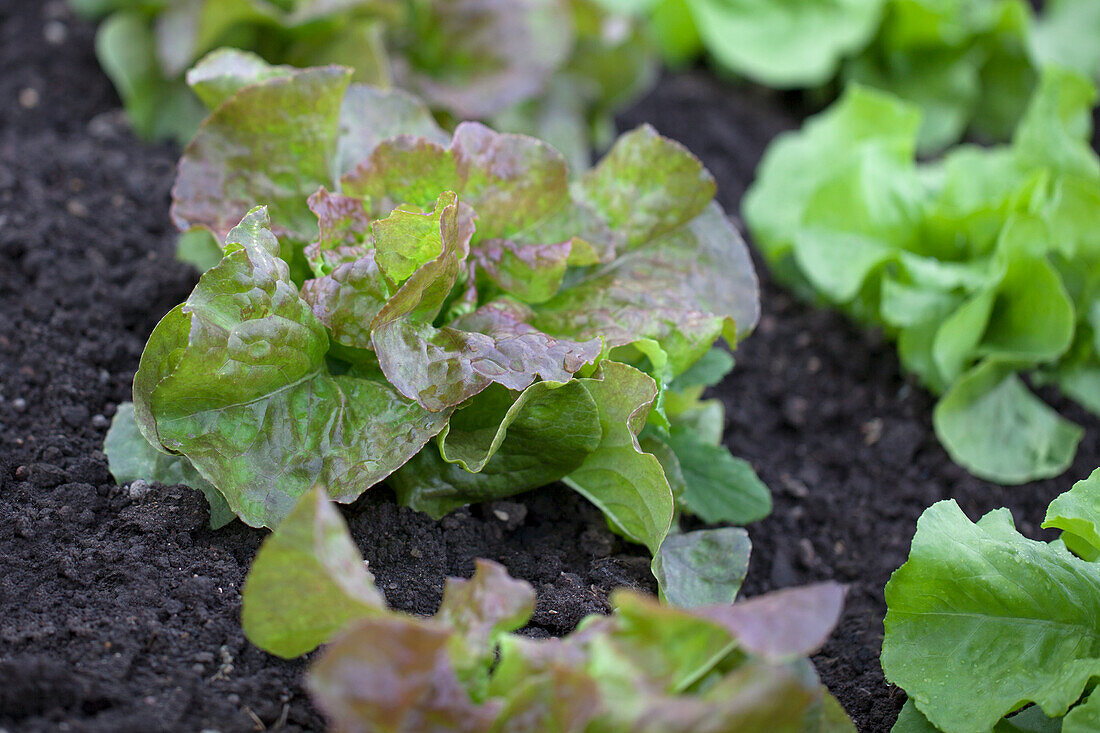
[79,3,1100,731]
[73,0,1100,159]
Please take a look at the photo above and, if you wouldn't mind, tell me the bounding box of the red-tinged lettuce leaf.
[336,83,450,176]
[470,238,574,304]
[173,69,447,253]
[565,361,675,556]
[437,559,536,650]
[437,559,536,689]
[301,187,375,276]
[575,124,716,250]
[653,527,752,609]
[388,380,601,518]
[534,203,760,374]
[241,486,387,658]
[172,66,353,248]
[300,550,850,732]
[692,582,846,660]
[310,615,503,733]
[391,0,573,120]
[374,299,601,412]
[134,208,449,527]
[578,589,848,731]
[302,251,390,352]
[487,636,603,732]
[185,48,297,110]
[343,121,570,243]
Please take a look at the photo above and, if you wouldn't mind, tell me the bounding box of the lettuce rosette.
[105,61,767,599]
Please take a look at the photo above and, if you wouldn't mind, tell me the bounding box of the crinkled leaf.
[882,498,1100,733]
[1042,468,1100,561]
[310,615,502,732]
[172,66,352,246]
[933,360,1083,484]
[565,361,675,555]
[186,48,296,110]
[389,380,601,518]
[536,204,759,374]
[241,486,387,658]
[653,527,751,609]
[392,0,572,120]
[471,238,572,304]
[665,425,772,525]
[375,299,600,412]
[575,124,715,249]
[104,402,235,529]
[344,121,569,242]
[135,208,448,527]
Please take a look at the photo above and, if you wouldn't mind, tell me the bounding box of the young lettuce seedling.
[105,60,770,604]
[239,486,854,732]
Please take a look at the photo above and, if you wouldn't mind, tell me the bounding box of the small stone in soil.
[91,414,109,429]
[128,480,151,499]
[12,397,26,412]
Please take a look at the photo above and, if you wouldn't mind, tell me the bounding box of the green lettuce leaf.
[134,208,449,527]
[687,0,885,88]
[241,486,387,658]
[1042,467,1100,561]
[234,489,850,728]
[882,484,1100,732]
[653,527,751,608]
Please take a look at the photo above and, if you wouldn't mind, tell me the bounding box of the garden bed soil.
[3,2,1098,731]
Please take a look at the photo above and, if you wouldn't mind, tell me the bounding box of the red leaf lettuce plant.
[238,486,854,732]
[69,0,656,170]
[104,61,768,604]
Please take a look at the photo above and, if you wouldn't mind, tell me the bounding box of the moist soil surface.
[3,2,1098,732]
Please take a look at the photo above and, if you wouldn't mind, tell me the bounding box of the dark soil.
[2,2,1097,732]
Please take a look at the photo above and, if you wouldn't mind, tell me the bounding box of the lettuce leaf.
[108,67,767,595]
[882,469,1100,732]
[77,0,656,169]
[238,488,852,730]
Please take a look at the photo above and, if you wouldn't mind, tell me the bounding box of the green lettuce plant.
[238,485,854,731]
[882,468,1100,732]
[604,0,1096,153]
[69,0,656,168]
[105,61,769,602]
[744,66,1100,485]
